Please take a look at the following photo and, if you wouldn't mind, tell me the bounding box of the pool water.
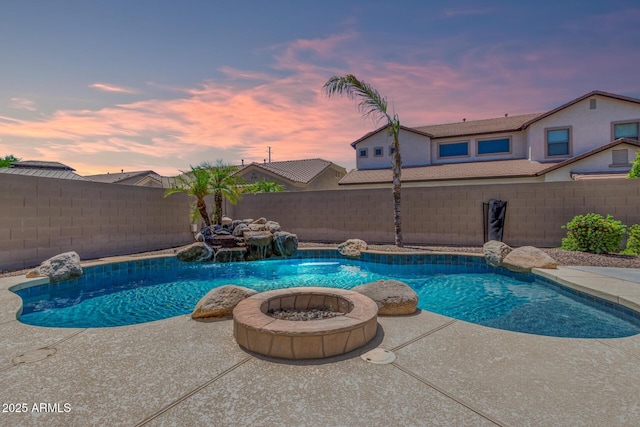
[14,258,640,338]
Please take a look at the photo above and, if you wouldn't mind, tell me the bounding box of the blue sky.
[1,0,639,175]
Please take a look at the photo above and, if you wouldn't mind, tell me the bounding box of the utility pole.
[268,146,271,163]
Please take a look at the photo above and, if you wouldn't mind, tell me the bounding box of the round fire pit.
[233,287,378,360]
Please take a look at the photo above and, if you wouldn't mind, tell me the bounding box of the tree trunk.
[392,132,403,247]
[214,191,223,225]
[197,198,211,227]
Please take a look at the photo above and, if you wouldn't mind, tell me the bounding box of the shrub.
[561,213,626,254]
[621,224,640,256]
[628,150,640,179]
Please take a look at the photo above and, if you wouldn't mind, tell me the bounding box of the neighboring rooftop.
[339,158,558,185]
[414,112,544,138]
[0,160,88,180]
[85,170,169,188]
[242,158,339,184]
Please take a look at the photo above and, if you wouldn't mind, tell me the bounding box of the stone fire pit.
[233,287,378,360]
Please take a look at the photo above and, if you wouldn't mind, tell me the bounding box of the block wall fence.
[228,179,640,248]
[1,174,639,271]
[0,174,194,271]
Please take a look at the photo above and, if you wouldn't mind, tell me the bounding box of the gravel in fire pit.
[268,308,346,321]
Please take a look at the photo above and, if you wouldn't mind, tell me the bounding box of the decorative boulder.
[26,251,83,282]
[252,217,267,225]
[244,231,274,260]
[338,239,368,257]
[232,223,250,237]
[502,246,558,272]
[264,220,281,233]
[272,231,299,256]
[191,285,257,319]
[248,223,267,232]
[221,216,233,226]
[214,248,247,263]
[352,280,418,315]
[483,240,513,268]
[176,243,213,263]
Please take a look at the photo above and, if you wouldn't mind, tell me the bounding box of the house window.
[374,147,383,157]
[613,122,639,140]
[359,148,368,158]
[590,99,597,110]
[477,138,510,155]
[438,141,469,158]
[546,128,571,157]
[611,149,629,166]
[389,146,396,156]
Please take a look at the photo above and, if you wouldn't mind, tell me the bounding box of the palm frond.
[323,74,390,124]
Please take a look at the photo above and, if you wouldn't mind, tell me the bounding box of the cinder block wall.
[227,180,640,247]
[2,175,638,271]
[0,174,194,271]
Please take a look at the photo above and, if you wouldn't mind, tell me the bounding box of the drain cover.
[12,348,56,365]
[361,348,396,364]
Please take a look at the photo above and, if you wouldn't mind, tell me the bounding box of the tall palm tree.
[209,160,246,225]
[164,164,213,227]
[323,74,403,246]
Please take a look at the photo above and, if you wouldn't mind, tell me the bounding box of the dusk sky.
[1,0,639,176]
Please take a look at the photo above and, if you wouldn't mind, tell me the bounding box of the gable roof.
[534,138,640,176]
[414,113,543,139]
[351,91,640,146]
[237,158,343,184]
[522,90,640,128]
[339,159,557,185]
[86,170,163,186]
[350,125,433,148]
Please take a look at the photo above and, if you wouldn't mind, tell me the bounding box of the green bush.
[628,150,640,179]
[561,213,626,254]
[621,224,640,256]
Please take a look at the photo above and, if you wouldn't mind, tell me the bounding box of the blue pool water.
[14,256,640,338]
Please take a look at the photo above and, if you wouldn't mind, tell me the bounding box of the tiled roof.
[11,160,75,170]
[86,170,162,185]
[339,159,558,185]
[414,113,544,138]
[0,167,88,180]
[242,158,340,184]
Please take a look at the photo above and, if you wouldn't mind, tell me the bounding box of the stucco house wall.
[355,128,430,169]
[527,95,640,162]
[543,143,640,181]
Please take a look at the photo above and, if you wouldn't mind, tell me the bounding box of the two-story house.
[339,91,640,187]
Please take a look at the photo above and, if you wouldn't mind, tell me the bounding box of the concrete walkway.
[1,264,640,426]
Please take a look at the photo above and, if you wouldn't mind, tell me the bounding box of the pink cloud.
[89,83,139,94]
[1,30,638,176]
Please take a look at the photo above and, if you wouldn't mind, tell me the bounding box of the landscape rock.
[232,223,250,237]
[221,216,232,226]
[26,251,83,282]
[176,243,213,263]
[252,217,267,225]
[264,220,281,233]
[214,248,247,263]
[272,231,299,256]
[502,246,558,272]
[483,240,513,268]
[248,223,267,232]
[352,280,418,315]
[191,285,257,319]
[338,239,368,257]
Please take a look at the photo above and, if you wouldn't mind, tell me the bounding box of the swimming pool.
[12,252,640,338]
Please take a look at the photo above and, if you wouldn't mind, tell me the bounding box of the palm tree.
[323,74,403,246]
[209,160,246,225]
[164,164,214,227]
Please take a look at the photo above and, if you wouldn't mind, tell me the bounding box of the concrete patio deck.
[1,262,640,426]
